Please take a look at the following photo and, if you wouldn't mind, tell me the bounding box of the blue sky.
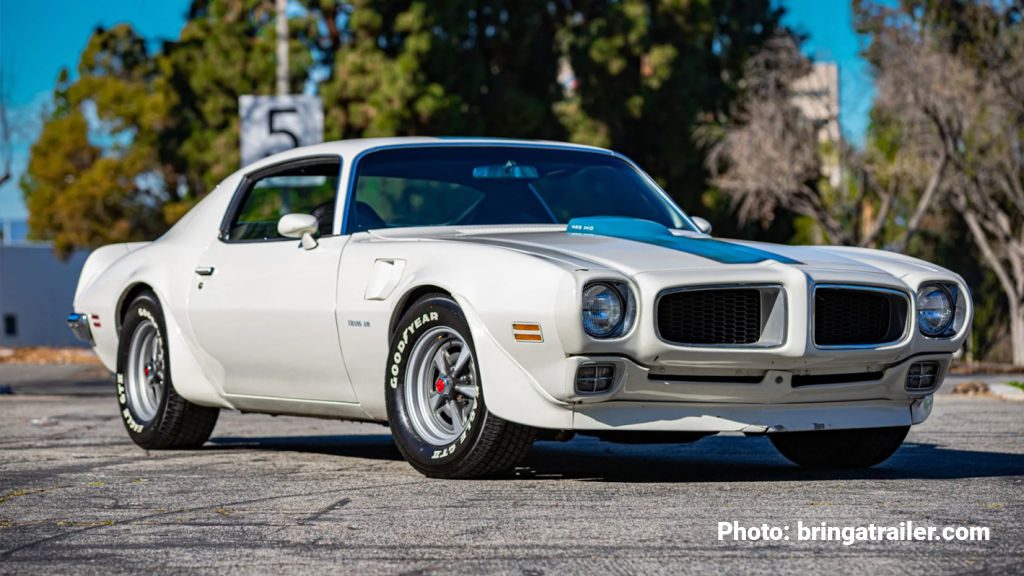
[0,0,874,219]
[782,0,874,149]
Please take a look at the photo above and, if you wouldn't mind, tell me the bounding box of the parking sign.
[239,95,323,167]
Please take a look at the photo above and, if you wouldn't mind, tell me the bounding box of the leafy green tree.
[557,0,785,225]
[23,0,787,253]
[21,27,167,255]
[161,0,314,220]
[316,0,566,139]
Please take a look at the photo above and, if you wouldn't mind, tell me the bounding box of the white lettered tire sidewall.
[116,294,172,445]
[386,295,488,470]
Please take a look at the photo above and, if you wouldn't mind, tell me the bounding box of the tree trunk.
[958,202,1024,365]
[1011,302,1024,366]
[890,151,947,254]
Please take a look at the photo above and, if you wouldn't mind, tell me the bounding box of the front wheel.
[385,294,535,478]
[769,426,910,469]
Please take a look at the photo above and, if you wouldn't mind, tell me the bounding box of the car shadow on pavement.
[522,436,1024,483]
[205,433,1024,483]
[208,434,405,460]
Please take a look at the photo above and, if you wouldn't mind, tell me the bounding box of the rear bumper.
[66,313,94,345]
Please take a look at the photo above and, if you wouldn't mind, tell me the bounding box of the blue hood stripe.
[567,217,801,265]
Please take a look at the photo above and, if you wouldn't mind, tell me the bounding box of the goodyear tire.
[769,426,910,469]
[116,292,219,449]
[385,294,535,478]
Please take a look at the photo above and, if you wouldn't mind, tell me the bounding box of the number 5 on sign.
[239,95,323,167]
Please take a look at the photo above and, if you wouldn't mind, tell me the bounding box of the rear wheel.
[769,426,910,469]
[116,292,219,449]
[385,294,535,478]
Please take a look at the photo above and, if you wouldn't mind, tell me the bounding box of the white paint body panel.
[71,137,971,434]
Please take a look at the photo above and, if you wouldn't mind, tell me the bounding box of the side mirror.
[277,213,319,250]
[691,216,713,235]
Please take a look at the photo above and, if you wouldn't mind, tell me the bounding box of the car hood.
[372,221,943,279]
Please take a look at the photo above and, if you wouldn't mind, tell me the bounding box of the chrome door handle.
[195,266,215,276]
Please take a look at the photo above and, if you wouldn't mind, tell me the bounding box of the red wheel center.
[434,377,446,394]
[144,366,151,376]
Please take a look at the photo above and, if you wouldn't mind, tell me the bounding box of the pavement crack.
[302,496,352,525]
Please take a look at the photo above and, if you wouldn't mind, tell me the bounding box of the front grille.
[657,288,762,345]
[814,287,908,346]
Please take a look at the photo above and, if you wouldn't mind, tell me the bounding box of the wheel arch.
[113,276,231,410]
[117,282,157,333]
[389,284,452,337]
[381,277,572,431]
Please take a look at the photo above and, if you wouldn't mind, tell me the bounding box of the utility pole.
[275,0,288,96]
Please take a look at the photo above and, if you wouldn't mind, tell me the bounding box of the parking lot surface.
[1,365,1022,575]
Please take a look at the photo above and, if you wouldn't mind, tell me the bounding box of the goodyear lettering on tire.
[118,306,161,434]
[389,311,439,389]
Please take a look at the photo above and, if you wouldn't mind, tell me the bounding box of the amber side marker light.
[513,322,544,343]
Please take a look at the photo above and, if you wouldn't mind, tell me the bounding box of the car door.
[186,156,357,403]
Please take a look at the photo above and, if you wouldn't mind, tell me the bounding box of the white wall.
[0,244,90,347]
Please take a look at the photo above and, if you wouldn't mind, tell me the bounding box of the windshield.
[347,146,693,233]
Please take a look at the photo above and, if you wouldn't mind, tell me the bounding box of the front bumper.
[572,397,932,433]
[561,352,948,432]
[66,313,94,345]
[474,262,967,433]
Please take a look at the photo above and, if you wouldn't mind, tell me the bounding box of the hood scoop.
[566,217,802,265]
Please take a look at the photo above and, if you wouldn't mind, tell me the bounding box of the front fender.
[454,295,572,429]
[338,237,582,426]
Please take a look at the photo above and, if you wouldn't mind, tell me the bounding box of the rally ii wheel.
[116,292,219,449]
[385,294,535,478]
[769,426,910,469]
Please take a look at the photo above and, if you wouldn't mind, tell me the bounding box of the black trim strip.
[648,373,765,384]
[791,371,885,387]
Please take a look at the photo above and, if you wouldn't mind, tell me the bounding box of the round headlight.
[917,285,954,336]
[582,283,625,338]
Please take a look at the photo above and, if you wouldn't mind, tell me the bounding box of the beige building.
[791,62,841,187]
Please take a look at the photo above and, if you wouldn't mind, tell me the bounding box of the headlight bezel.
[916,283,957,338]
[581,280,636,339]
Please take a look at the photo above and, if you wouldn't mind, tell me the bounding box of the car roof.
[238,137,615,175]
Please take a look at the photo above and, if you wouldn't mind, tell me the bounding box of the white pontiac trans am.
[68,137,971,478]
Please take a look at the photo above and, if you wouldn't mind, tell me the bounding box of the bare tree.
[0,66,12,188]
[704,32,948,250]
[703,34,853,244]
[860,0,1024,363]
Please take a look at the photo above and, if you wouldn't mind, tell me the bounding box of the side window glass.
[227,160,341,241]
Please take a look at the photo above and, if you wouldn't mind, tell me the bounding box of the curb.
[989,383,1024,402]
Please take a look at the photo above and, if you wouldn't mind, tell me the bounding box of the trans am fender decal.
[567,216,802,265]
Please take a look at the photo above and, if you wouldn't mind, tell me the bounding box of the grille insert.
[814,287,907,346]
[657,289,762,345]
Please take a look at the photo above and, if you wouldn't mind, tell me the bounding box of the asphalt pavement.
[1,364,1022,575]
